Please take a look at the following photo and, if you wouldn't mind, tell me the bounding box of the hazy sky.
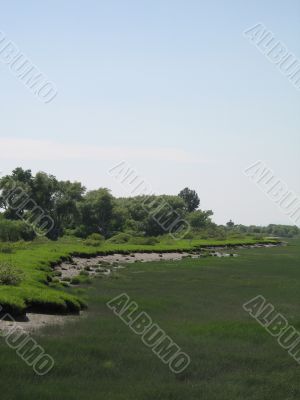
[0,0,299,226]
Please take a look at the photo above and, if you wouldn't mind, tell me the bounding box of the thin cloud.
[0,138,206,164]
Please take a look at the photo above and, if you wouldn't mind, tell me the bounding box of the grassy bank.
[0,236,279,316]
[0,238,299,399]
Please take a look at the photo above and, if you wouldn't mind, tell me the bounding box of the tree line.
[0,168,298,242]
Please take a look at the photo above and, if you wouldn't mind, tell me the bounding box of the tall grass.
[0,235,279,315]
[0,239,298,399]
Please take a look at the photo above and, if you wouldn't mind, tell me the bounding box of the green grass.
[0,235,279,316]
[0,238,299,399]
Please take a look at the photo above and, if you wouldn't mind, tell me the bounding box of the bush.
[73,225,90,239]
[0,217,35,242]
[87,233,104,242]
[0,263,24,286]
[107,233,132,244]
[84,233,104,247]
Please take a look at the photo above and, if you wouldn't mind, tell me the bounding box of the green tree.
[0,168,33,219]
[54,180,86,231]
[78,188,114,237]
[226,220,235,229]
[178,187,200,212]
[188,210,213,229]
[0,168,86,240]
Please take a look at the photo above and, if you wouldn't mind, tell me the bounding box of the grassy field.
[0,238,299,399]
[0,235,277,316]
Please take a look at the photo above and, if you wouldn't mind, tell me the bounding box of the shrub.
[0,263,24,286]
[87,233,104,242]
[73,225,90,238]
[84,233,104,247]
[0,217,35,242]
[107,233,132,244]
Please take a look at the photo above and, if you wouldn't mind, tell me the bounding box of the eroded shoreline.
[0,242,282,333]
[55,242,280,281]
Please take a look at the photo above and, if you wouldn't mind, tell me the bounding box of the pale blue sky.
[0,0,299,225]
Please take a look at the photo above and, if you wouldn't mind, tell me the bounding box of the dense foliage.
[0,167,213,240]
[0,167,298,241]
[224,221,300,238]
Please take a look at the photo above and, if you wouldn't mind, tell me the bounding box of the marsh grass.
[0,239,299,399]
[0,236,279,316]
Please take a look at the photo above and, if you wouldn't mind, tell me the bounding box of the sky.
[0,0,299,226]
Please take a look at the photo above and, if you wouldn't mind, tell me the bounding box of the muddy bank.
[55,242,280,282]
[56,250,239,281]
[0,313,84,335]
[1,243,281,333]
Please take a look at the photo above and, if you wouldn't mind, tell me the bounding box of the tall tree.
[0,168,33,219]
[0,168,86,239]
[78,188,114,237]
[178,187,200,213]
[188,210,213,228]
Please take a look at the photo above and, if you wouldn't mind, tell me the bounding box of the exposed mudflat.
[57,252,191,280]
[56,242,279,281]
[0,243,280,333]
[56,249,242,281]
[0,312,84,335]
